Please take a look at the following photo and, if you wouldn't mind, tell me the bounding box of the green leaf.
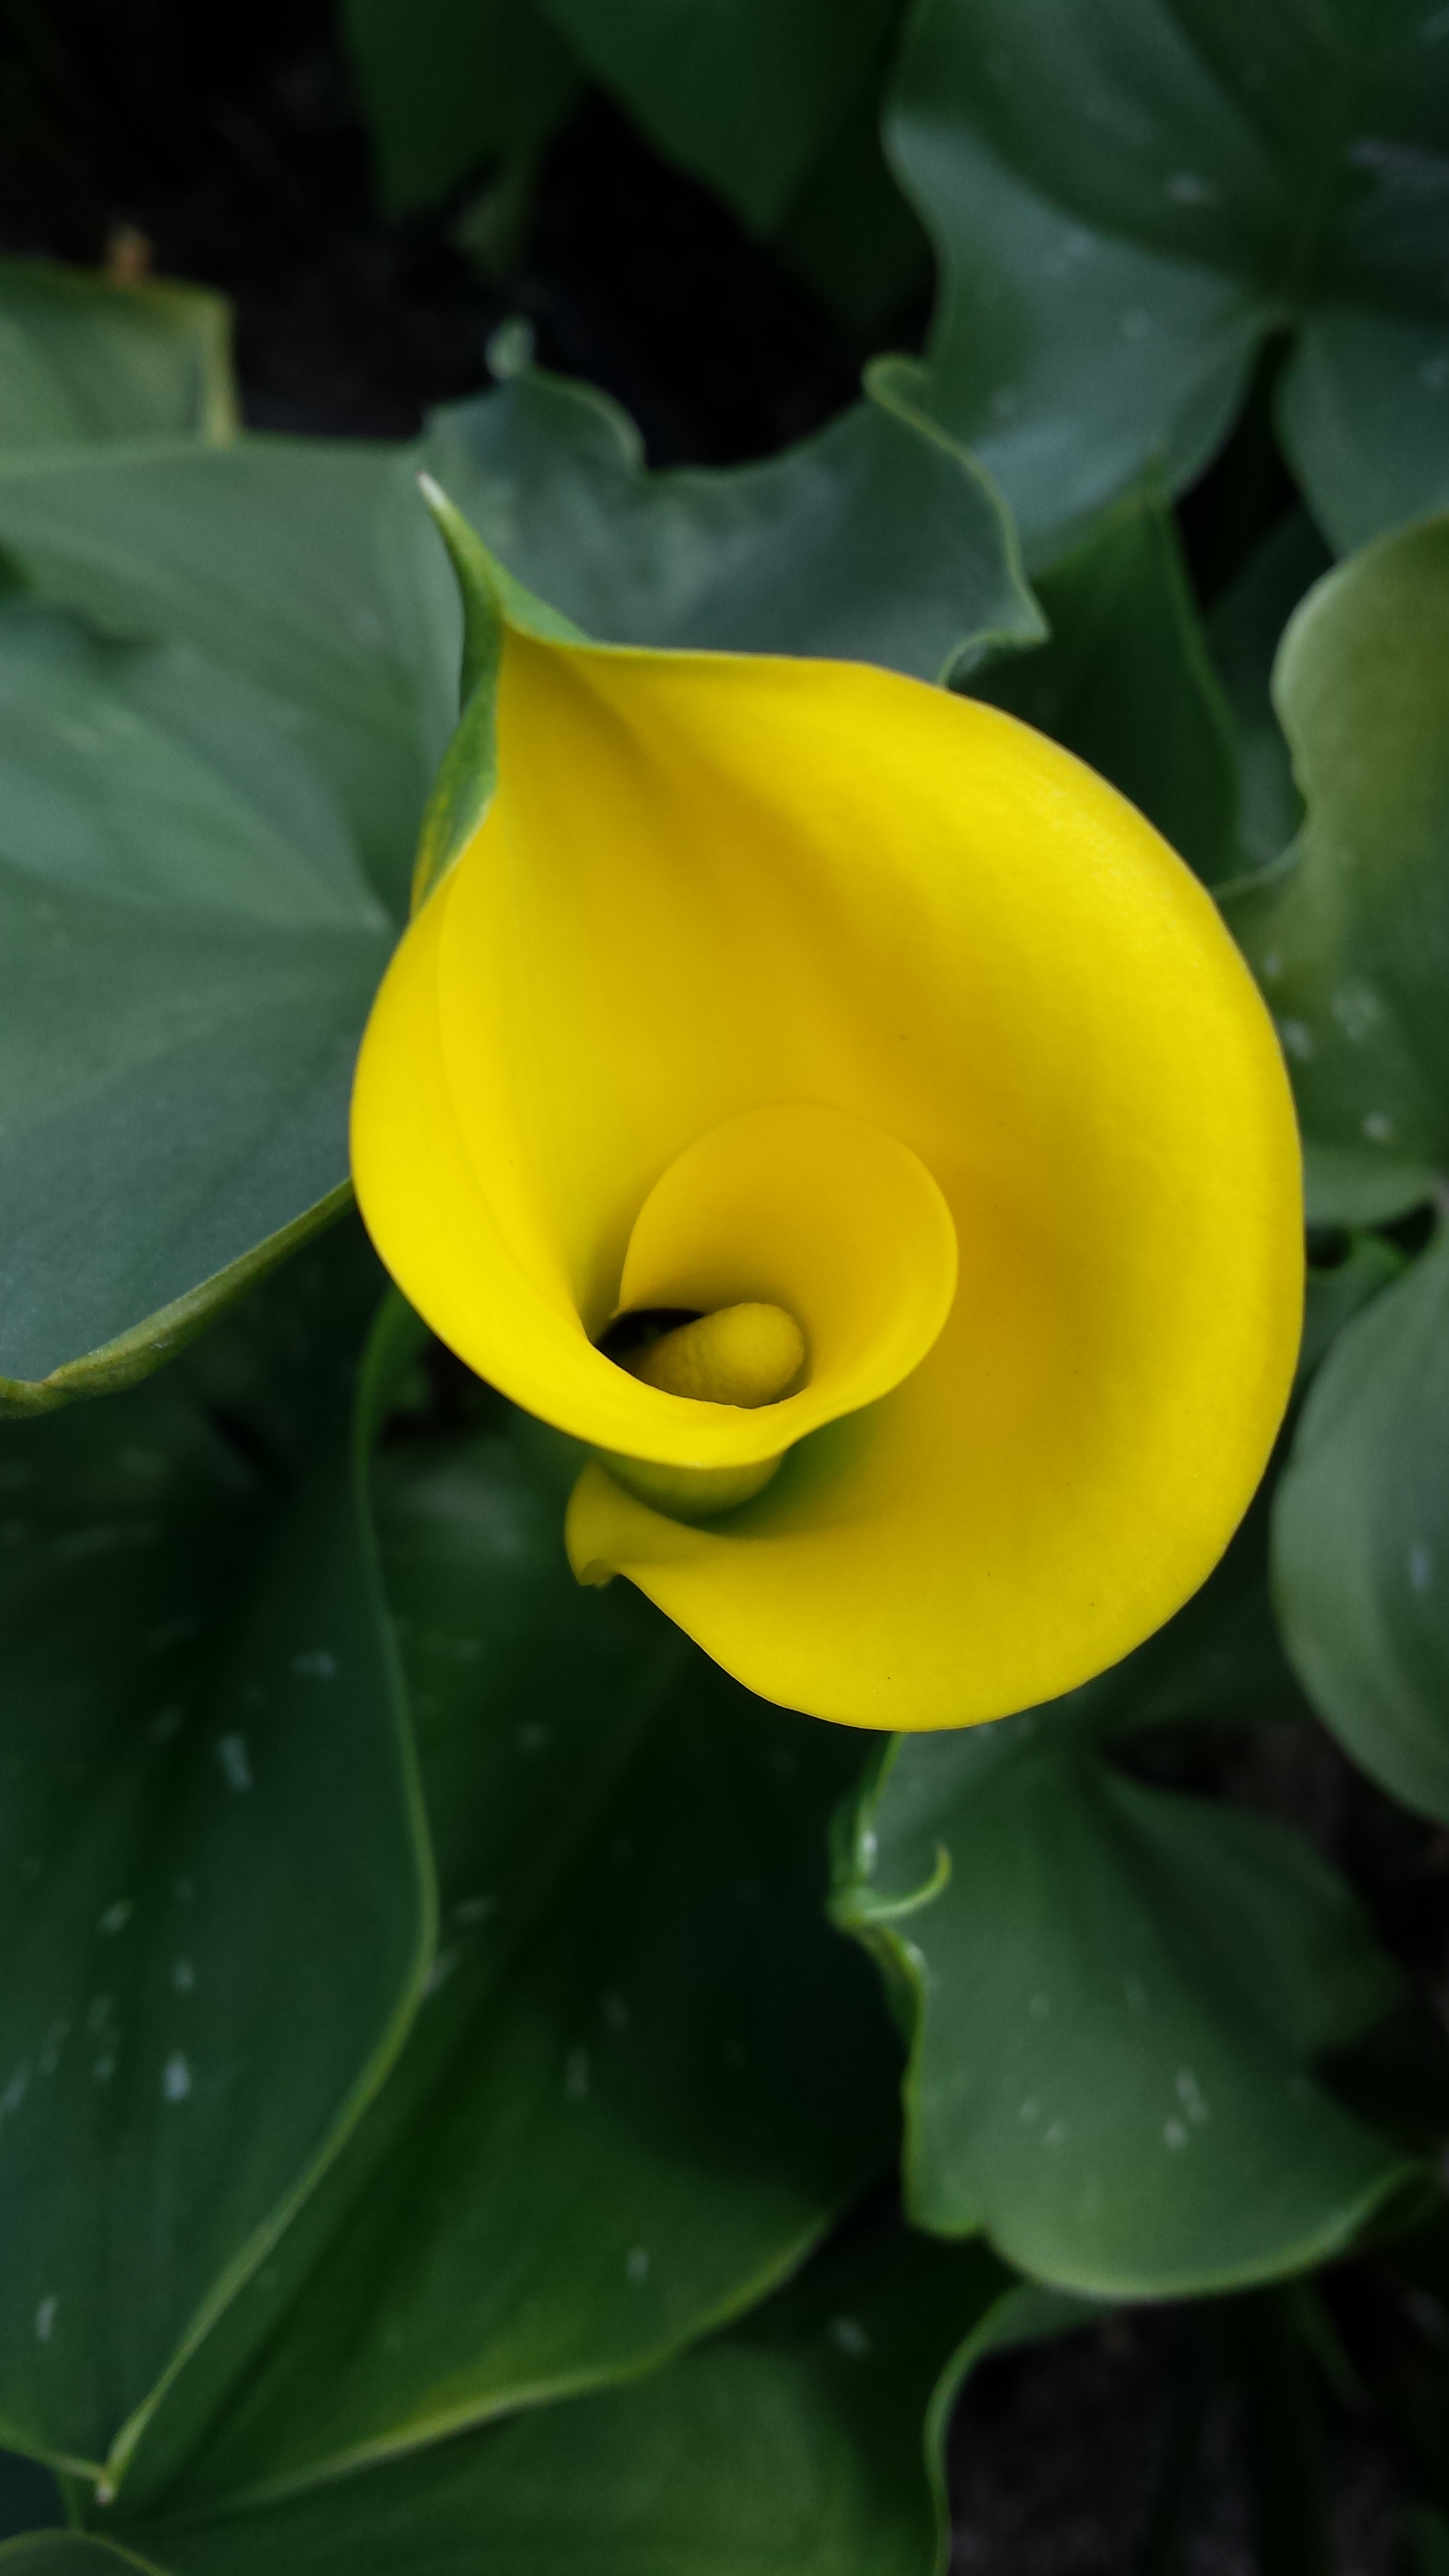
[0,1233,432,2489]
[968,483,1241,884]
[119,1378,901,2508]
[836,1575,1409,2296]
[342,0,580,217]
[0,440,458,921]
[0,263,237,454]
[1226,514,1449,1226]
[421,353,1043,681]
[1279,309,1449,558]
[0,438,457,1400]
[1275,1226,1449,1827]
[1206,510,1330,874]
[770,90,931,333]
[534,0,902,233]
[117,2230,1010,2575]
[889,0,1449,567]
[0,603,395,1406]
[0,2546,161,2575]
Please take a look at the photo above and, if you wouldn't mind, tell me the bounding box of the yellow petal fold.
[353,624,1301,1730]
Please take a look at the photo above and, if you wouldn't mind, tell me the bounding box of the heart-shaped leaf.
[0,1234,431,2489]
[421,352,1043,680]
[0,441,459,920]
[890,0,1449,565]
[835,1550,1410,2296]
[0,605,394,1408]
[119,1354,900,2510]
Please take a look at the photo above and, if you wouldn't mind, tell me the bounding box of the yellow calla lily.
[352,590,1302,1730]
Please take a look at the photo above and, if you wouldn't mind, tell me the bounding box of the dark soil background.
[0,0,879,457]
[1,7,1445,2570]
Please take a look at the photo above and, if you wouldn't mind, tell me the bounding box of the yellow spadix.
[351,609,1302,1730]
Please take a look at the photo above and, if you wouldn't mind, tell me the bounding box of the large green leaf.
[0,437,454,1402]
[968,482,1241,884]
[117,2232,1011,2575]
[889,0,1449,566]
[0,603,394,1407]
[421,352,1042,678]
[119,1362,900,2509]
[1275,1226,1449,1827]
[0,439,459,920]
[835,1546,1410,2297]
[1226,514,1449,1226]
[0,1236,431,2487]
[0,263,237,454]
[343,0,580,217]
[534,0,902,233]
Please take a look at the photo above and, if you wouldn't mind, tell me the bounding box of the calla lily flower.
[351,523,1301,1731]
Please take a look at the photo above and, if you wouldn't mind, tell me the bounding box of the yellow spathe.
[351,625,1302,1730]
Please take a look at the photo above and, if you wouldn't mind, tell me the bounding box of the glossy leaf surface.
[1276,1227,1449,1826]
[968,484,1241,884]
[421,354,1042,680]
[124,1380,899,2507]
[0,441,458,920]
[836,1554,1408,2296]
[0,1238,430,2484]
[121,2232,1008,2576]
[1229,515,1449,1224]
[890,0,1449,565]
[0,264,236,454]
[0,437,454,1399]
[0,605,393,1405]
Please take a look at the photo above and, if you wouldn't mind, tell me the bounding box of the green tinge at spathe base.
[351,512,1304,1732]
